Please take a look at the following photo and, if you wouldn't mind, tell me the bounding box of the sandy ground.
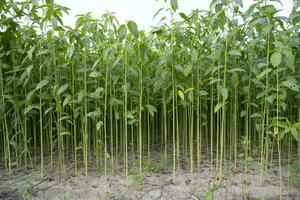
[0,152,299,200]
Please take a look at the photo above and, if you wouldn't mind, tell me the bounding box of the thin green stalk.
[219,37,228,183]
[124,51,128,187]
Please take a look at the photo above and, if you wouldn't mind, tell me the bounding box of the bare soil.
[0,151,299,200]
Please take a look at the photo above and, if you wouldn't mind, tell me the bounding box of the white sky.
[55,0,294,30]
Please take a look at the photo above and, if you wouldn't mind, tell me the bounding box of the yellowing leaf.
[178,90,185,100]
[150,112,154,117]
[184,88,194,94]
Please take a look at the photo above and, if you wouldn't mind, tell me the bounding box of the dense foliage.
[0,0,299,197]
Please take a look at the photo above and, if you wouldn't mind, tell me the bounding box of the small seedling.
[289,161,300,186]
[20,186,35,198]
[131,173,146,191]
[199,182,219,200]
[223,170,230,181]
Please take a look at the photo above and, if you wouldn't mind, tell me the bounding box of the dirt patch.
[0,153,299,200]
[0,187,22,200]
